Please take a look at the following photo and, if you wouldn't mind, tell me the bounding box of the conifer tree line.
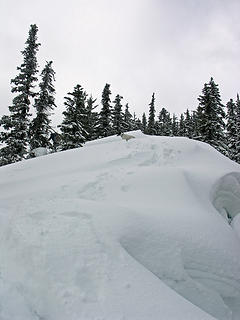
[1,24,240,167]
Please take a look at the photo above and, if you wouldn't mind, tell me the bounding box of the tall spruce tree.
[112,94,124,134]
[85,95,98,141]
[147,93,156,135]
[158,108,172,136]
[98,83,112,137]
[192,109,201,139]
[29,61,56,152]
[59,85,88,150]
[184,109,194,138]
[197,77,226,154]
[178,113,186,136]
[226,99,237,160]
[0,24,40,166]
[171,114,179,136]
[123,103,133,132]
[142,112,147,133]
[132,113,142,130]
[235,94,240,163]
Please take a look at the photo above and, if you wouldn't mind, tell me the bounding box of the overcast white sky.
[1,0,240,123]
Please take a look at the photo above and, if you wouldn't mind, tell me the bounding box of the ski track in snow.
[1,131,240,320]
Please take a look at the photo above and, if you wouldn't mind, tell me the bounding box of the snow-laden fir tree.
[131,113,142,130]
[85,95,98,141]
[29,61,56,153]
[112,94,124,135]
[59,85,88,150]
[147,93,156,135]
[135,118,143,130]
[171,114,178,136]
[178,113,186,137]
[98,83,112,137]
[235,94,240,163]
[0,24,40,166]
[142,112,147,134]
[157,108,172,136]
[123,103,133,132]
[184,109,194,138]
[197,78,226,154]
[226,99,237,161]
[191,110,200,139]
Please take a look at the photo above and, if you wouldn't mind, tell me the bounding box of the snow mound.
[31,147,48,157]
[0,131,240,320]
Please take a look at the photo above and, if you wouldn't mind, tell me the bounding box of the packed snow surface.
[1,131,240,320]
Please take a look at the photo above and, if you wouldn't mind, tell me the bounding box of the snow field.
[0,131,240,319]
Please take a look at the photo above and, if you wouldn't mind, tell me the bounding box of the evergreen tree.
[132,113,142,130]
[0,24,40,166]
[235,94,240,163]
[184,109,194,138]
[98,83,112,137]
[178,113,186,136]
[86,95,98,141]
[171,114,179,136]
[123,103,133,132]
[135,118,142,130]
[147,93,156,135]
[157,108,172,136]
[59,84,88,150]
[29,61,56,152]
[197,77,226,154]
[226,99,237,160]
[192,109,201,139]
[142,112,147,133]
[112,94,124,134]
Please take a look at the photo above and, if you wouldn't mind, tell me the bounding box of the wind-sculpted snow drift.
[211,172,240,222]
[0,131,240,320]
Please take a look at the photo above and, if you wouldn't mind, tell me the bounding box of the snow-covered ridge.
[0,131,240,320]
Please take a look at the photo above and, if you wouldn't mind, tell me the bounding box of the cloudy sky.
[1,0,240,123]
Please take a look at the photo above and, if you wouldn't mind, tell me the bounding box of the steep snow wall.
[211,172,240,222]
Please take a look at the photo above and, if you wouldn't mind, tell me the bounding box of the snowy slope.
[0,131,240,320]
